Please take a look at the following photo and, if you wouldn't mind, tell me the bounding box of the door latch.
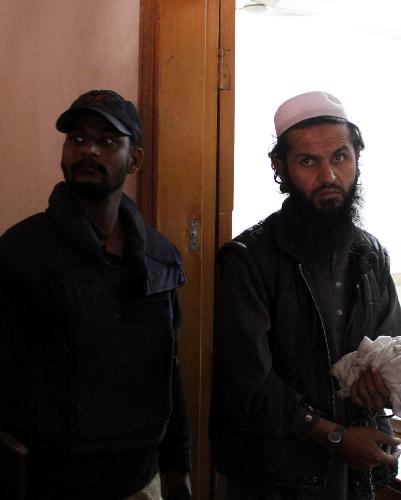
[189,218,201,252]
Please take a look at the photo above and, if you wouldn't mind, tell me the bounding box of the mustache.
[311,182,344,197]
[70,159,107,175]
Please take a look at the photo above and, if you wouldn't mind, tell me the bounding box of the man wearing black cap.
[210,91,401,499]
[0,90,191,499]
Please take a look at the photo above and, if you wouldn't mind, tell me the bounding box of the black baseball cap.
[56,89,142,144]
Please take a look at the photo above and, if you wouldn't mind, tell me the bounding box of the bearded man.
[0,90,191,500]
[209,91,401,499]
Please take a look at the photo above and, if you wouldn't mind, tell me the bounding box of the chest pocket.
[62,271,175,442]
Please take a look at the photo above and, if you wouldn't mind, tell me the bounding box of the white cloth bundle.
[332,336,401,417]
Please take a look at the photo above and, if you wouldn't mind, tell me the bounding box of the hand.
[350,368,391,410]
[165,472,192,500]
[340,426,400,470]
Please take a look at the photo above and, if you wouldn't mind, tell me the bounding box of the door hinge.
[218,48,231,90]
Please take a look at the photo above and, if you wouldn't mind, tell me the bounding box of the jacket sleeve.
[0,290,11,429]
[375,272,401,339]
[0,269,24,430]
[158,290,192,473]
[214,246,320,441]
[362,233,401,338]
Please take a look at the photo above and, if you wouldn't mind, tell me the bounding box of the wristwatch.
[327,425,346,454]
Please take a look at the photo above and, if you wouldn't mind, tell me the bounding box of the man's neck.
[76,191,126,257]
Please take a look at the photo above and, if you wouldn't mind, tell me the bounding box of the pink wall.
[0,0,140,234]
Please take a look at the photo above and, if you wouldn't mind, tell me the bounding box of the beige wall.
[0,0,140,234]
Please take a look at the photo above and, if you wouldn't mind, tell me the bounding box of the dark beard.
[283,178,363,257]
[61,159,127,201]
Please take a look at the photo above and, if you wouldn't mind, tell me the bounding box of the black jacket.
[210,203,401,494]
[0,182,191,496]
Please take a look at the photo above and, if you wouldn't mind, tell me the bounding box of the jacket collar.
[46,182,185,294]
[46,181,148,276]
[46,182,107,262]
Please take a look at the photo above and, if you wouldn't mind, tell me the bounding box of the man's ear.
[128,147,145,174]
[272,158,285,178]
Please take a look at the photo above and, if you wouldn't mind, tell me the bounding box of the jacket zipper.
[299,264,337,420]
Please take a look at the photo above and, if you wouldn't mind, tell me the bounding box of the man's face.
[61,112,140,200]
[281,123,358,210]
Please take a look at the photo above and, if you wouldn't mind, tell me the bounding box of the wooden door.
[138,1,235,499]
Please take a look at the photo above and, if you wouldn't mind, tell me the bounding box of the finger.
[350,380,364,407]
[377,448,399,466]
[370,368,391,404]
[353,372,375,409]
[357,370,388,409]
[379,434,401,447]
[369,438,400,468]
[361,369,383,408]
[350,379,365,406]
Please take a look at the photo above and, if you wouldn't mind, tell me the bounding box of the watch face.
[328,430,342,444]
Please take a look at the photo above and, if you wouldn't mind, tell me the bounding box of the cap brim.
[56,106,132,136]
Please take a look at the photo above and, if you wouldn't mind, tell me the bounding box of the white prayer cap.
[274,91,348,137]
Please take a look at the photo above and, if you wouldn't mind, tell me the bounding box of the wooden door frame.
[136,0,158,225]
[137,2,216,496]
[217,2,235,249]
[137,2,234,499]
